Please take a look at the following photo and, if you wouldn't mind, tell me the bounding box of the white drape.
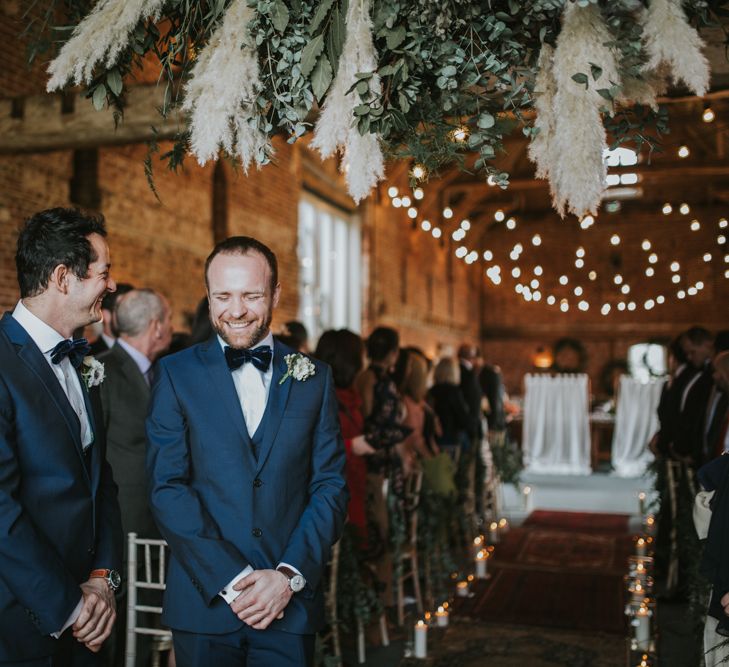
[523,373,591,475]
[611,375,665,478]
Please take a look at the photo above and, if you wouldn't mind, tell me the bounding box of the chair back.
[125,532,172,667]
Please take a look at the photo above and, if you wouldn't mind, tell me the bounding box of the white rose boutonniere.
[279,353,316,385]
[81,356,105,389]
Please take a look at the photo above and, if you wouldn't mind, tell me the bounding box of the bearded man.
[146,236,347,667]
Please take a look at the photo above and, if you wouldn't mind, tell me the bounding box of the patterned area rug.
[400,619,625,667]
[455,510,633,634]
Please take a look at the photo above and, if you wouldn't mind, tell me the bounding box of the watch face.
[290,575,305,593]
[109,570,122,590]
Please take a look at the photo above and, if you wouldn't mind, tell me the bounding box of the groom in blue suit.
[0,208,123,665]
[146,236,348,666]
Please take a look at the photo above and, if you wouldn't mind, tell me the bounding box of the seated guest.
[98,289,173,667]
[314,329,375,541]
[427,357,471,460]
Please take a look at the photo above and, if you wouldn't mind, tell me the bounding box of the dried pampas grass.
[47,0,164,91]
[642,0,709,96]
[311,0,384,203]
[527,43,557,181]
[182,0,270,171]
[550,2,620,218]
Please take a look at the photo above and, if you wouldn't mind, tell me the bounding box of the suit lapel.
[1,314,90,484]
[200,338,256,468]
[255,340,293,474]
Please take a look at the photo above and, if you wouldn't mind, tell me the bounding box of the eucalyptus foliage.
[25,0,729,183]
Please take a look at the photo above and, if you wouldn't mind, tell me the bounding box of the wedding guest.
[428,357,471,461]
[458,344,484,521]
[398,349,440,462]
[89,282,134,355]
[188,296,213,345]
[314,329,375,541]
[0,207,122,663]
[354,326,411,604]
[278,320,310,353]
[98,288,173,667]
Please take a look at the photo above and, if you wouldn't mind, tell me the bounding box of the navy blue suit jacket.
[145,337,348,635]
[0,312,123,660]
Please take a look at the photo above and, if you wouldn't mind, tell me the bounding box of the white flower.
[279,354,316,385]
[81,356,105,389]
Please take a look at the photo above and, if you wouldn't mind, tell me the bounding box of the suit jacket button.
[253,478,262,488]
[252,528,262,538]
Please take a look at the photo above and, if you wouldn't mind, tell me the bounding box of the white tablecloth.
[523,373,591,475]
[611,375,665,477]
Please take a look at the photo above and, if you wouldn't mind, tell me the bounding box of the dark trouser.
[0,631,101,667]
[172,626,315,667]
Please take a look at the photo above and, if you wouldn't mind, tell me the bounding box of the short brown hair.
[204,236,278,293]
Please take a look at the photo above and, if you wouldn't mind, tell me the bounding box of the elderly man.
[146,236,347,666]
[98,288,173,667]
[0,208,122,665]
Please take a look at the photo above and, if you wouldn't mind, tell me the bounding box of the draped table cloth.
[611,374,665,478]
[523,373,591,475]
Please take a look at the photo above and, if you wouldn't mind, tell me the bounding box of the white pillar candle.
[488,522,499,544]
[634,608,651,648]
[523,485,532,511]
[435,605,449,627]
[414,620,428,658]
[630,580,645,603]
[498,518,510,534]
[638,492,646,516]
[472,535,484,559]
[644,514,656,536]
[475,550,488,579]
[636,538,646,557]
[456,580,469,597]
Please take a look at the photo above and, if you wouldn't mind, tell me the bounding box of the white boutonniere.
[81,356,105,389]
[279,353,316,385]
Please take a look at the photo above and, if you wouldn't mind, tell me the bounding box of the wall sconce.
[533,346,553,369]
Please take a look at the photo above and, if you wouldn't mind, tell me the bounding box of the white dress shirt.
[215,332,301,604]
[11,300,92,636]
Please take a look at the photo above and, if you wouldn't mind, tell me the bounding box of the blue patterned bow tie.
[51,338,91,369]
[224,345,273,373]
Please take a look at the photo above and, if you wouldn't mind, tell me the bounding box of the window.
[297,194,361,341]
[628,343,667,382]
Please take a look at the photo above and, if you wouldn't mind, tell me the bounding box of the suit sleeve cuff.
[50,596,83,638]
[219,565,254,605]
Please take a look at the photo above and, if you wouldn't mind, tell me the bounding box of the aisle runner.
[458,510,632,634]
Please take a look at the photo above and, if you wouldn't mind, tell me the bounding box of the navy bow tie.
[51,338,91,369]
[224,345,273,373]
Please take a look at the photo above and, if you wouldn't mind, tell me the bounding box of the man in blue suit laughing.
[0,208,123,665]
[146,237,348,666]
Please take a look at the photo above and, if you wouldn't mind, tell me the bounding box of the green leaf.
[106,69,123,96]
[92,84,107,110]
[441,65,457,77]
[326,4,345,72]
[477,112,495,129]
[571,72,589,88]
[596,88,613,101]
[300,34,324,77]
[271,1,289,33]
[311,54,333,100]
[386,26,406,50]
[590,63,603,81]
[309,0,335,34]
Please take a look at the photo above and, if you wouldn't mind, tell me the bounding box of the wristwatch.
[89,568,122,592]
[277,566,306,593]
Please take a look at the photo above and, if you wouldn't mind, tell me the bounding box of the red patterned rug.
[456,510,632,634]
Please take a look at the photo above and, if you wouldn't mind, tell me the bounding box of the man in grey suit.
[98,288,172,667]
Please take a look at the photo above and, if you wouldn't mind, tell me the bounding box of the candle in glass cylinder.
[489,522,499,544]
[456,580,469,597]
[629,579,645,603]
[475,549,489,579]
[472,535,484,559]
[638,492,646,516]
[523,485,532,511]
[636,537,646,557]
[498,518,510,534]
[435,605,449,627]
[644,514,656,536]
[414,620,427,658]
